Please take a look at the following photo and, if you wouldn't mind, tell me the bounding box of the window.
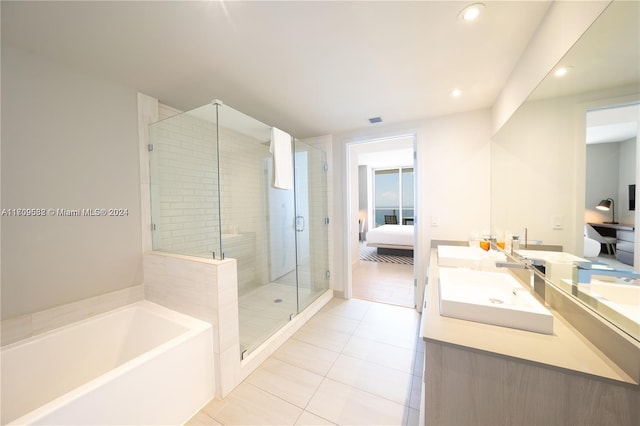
[373,167,414,226]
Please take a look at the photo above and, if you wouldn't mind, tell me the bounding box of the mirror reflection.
[491,1,640,341]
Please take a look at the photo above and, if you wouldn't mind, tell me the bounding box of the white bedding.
[366,225,414,248]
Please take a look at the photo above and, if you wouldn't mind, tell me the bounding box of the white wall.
[586,142,621,224]
[587,136,638,227]
[1,46,142,319]
[333,109,492,299]
[417,110,492,243]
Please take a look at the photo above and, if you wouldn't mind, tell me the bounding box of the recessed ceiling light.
[450,89,462,97]
[459,3,485,22]
[554,66,573,77]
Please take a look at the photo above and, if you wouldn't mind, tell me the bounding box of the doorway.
[347,135,417,308]
[584,102,639,269]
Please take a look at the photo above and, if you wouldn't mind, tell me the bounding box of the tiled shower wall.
[149,104,332,297]
[218,126,270,294]
[150,105,220,257]
[150,104,270,294]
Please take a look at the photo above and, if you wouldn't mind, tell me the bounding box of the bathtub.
[1,301,214,425]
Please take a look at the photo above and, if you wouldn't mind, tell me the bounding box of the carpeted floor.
[359,242,414,265]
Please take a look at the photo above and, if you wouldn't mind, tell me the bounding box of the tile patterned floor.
[188,297,424,425]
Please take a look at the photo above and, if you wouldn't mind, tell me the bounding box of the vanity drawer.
[616,241,634,253]
[616,249,634,266]
[617,230,634,243]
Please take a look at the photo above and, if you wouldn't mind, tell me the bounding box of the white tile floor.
[188,297,424,425]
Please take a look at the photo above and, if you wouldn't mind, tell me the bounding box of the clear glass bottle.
[511,236,520,254]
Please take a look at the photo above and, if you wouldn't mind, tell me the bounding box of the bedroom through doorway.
[349,135,416,308]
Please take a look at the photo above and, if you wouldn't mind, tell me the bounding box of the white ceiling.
[586,104,639,145]
[1,0,554,138]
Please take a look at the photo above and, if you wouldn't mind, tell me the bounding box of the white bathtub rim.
[1,300,209,351]
[3,301,213,426]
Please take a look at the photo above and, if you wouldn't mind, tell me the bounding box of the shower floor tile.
[238,282,324,353]
[189,297,423,426]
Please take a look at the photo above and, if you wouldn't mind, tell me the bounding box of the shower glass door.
[215,103,296,357]
[294,139,330,312]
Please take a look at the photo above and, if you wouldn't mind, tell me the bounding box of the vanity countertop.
[422,248,638,386]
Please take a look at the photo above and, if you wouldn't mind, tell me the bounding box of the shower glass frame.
[148,101,329,357]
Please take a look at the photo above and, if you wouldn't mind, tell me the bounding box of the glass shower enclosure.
[148,101,329,356]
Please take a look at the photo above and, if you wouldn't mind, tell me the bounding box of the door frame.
[345,133,419,308]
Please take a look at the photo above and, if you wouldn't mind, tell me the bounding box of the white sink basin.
[513,250,586,285]
[437,245,506,270]
[438,268,554,334]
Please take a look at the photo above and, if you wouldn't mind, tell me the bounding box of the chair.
[584,232,601,258]
[384,215,398,224]
[585,224,616,256]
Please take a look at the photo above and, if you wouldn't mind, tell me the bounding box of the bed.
[366,224,414,257]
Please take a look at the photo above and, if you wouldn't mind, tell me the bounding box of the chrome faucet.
[495,259,535,290]
[573,262,640,284]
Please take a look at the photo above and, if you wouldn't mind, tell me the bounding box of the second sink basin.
[438,268,554,334]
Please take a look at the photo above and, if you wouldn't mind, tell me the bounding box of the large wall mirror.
[491,0,640,341]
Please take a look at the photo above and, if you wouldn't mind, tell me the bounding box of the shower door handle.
[295,216,305,232]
